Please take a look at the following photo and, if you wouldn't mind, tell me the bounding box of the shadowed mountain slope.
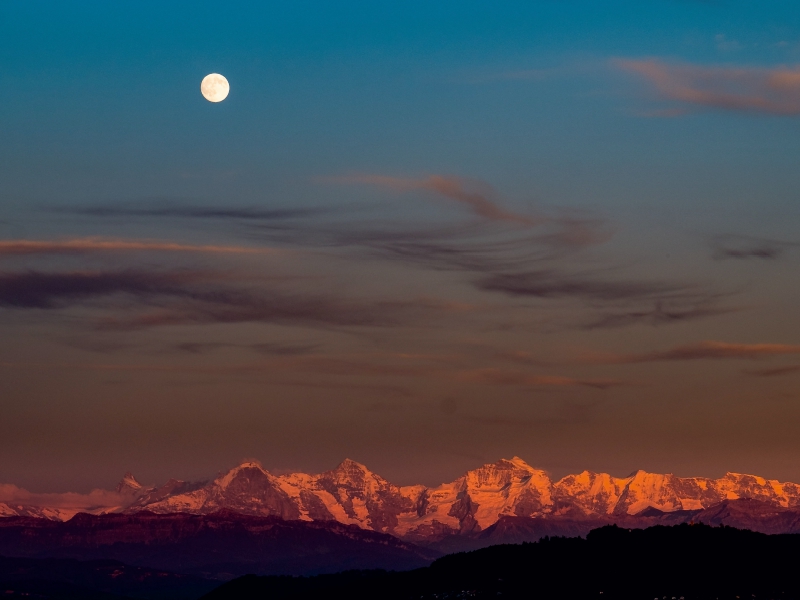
[4,458,800,548]
[0,511,438,579]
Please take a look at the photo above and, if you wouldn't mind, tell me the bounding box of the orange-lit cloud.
[590,341,800,364]
[746,364,800,377]
[330,174,538,225]
[453,368,627,389]
[616,59,800,115]
[0,238,270,256]
[0,483,130,516]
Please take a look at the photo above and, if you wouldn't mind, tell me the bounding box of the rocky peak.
[216,462,271,490]
[115,472,143,495]
[333,458,372,475]
[319,459,384,491]
[465,457,549,491]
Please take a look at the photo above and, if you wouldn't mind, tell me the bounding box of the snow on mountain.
[396,456,556,540]
[552,470,631,515]
[714,472,800,508]
[125,458,800,541]
[115,472,143,495]
[3,458,800,543]
[133,462,301,519]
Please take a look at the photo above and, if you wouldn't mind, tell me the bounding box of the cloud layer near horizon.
[0,238,271,256]
[588,341,800,364]
[0,482,131,512]
[0,269,456,330]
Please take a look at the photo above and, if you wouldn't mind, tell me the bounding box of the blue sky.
[1,1,799,491]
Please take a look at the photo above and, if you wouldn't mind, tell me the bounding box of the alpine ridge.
[3,457,800,545]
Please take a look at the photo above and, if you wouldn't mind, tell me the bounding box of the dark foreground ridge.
[0,510,438,580]
[204,523,800,600]
[0,555,216,599]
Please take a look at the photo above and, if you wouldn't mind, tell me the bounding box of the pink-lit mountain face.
[3,458,800,542]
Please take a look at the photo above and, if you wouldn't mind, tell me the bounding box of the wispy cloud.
[60,184,730,332]
[0,483,130,514]
[0,351,627,394]
[711,234,797,260]
[59,205,324,221]
[270,355,617,391]
[584,302,739,329]
[278,221,605,276]
[616,58,800,115]
[0,238,271,256]
[475,270,729,328]
[0,269,453,330]
[453,368,627,389]
[330,174,539,225]
[0,270,202,309]
[477,270,685,301]
[175,341,317,356]
[592,340,800,364]
[745,364,800,377]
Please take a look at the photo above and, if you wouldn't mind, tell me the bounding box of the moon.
[200,73,229,103]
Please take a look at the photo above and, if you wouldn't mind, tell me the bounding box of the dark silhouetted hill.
[0,510,438,580]
[204,523,800,600]
[0,555,215,599]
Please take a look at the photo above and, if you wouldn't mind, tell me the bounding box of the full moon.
[200,73,229,103]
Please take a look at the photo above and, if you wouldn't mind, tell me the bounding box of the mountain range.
[3,457,800,546]
[0,511,436,580]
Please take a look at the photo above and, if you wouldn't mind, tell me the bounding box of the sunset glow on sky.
[1,1,799,493]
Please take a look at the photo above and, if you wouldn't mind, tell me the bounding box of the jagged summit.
[224,461,267,475]
[214,461,274,494]
[115,472,142,494]
[339,458,362,467]
[4,458,800,543]
[333,458,371,471]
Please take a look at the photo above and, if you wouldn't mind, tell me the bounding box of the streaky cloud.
[592,340,800,364]
[0,270,202,309]
[0,238,272,256]
[56,204,325,221]
[745,364,800,377]
[477,269,683,301]
[329,173,539,226]
[44,182,729,333]
[711,234,797,260]
[453,368,627,389]
[258,211,610,275]
[0,269,453,330]
[475,271,733,329]
[616,58,800,115]
[175,341,317,356]
[584,302,739,329]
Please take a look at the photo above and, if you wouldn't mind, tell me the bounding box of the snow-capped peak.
[334,458,372,473]
[215,461,271,490]
[8,457,800,541]
[507,456,536,470]
[115,472,143,494]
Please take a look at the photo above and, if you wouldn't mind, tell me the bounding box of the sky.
[1,0,800,492]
